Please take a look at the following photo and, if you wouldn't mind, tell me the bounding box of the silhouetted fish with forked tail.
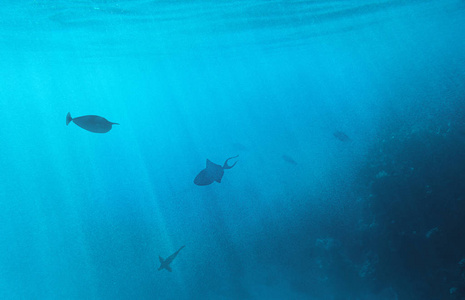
[194,156,238,186]
[158,246,185,272]
[66,112,119,133]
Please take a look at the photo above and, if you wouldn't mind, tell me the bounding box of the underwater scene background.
[1,1,465,299]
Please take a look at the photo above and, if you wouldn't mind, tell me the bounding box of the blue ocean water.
[1,1,465,299]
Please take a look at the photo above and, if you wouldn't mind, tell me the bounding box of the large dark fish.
[66,112,118,133]
[194,156,238,186]
[158,246,185,272]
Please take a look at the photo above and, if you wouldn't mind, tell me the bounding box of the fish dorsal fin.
[206,159,215,169]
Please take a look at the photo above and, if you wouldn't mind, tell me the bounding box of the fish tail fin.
[158,256,165,271]
[66,112,72,125]
[223,155,239,169]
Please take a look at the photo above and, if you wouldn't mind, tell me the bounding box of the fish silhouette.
[333,131,350,142]
[158,246,185,272]
[282,154,297,165]
[66,112,119,133]
[194,156,238,186]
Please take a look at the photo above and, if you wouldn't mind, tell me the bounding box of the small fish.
[282,155,297,165]
[333,131,350,142]
[158,246,185,272]
[66,112,119,133]
[194,156,238,186]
